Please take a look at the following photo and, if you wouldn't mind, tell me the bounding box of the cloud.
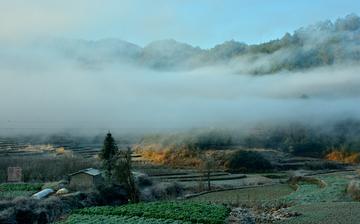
[0,12,359,135]
[0,41,359,135]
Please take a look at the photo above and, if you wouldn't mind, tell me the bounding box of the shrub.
[304,161,344,170]
[137,147,202,168]
[347,179,360,200]
[0,207,16,224]
[226,151,273,173]
[135,174,153,188]
[326,150,360,164]
[140,182,184,201]
[96,185,128,206]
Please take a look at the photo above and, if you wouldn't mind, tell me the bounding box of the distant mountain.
[52,14,360,74]
[140,39,204,70]
[52,38,142,67]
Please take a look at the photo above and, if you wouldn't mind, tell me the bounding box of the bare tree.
[114,147,139,203]
[200,154,216,191]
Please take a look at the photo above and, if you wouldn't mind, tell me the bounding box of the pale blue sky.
[1,0,360,47]
[71,0,360,48]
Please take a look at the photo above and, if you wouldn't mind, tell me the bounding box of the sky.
[1,0,360,47]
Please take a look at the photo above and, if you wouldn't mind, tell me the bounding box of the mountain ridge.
[52,14,360,74]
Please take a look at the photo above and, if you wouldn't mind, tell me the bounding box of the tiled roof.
[70,168,101,176]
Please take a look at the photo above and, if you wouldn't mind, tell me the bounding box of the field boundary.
[304,168,355,177]
[183,182,277,199]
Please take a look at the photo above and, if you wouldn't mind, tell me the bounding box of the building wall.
[69,173,96,191]
[93,175,103,187]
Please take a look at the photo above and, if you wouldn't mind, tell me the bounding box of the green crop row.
[74,202,230,224]
[0,183,43,192]
[0,190,36,200]
[58,214,191,224]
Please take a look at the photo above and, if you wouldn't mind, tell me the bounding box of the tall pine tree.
[99,132,118,182]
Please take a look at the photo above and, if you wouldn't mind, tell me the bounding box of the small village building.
[69,168,103,191]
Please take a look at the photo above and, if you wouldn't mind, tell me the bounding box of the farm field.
[186,171,360,223]
[0,190,36,200]
[275,202,360,224]
[0,136,358,224]
[284,173,351,204]
[57,214,191,224]
[145,168,275,190]
[0,137,106,158]
[273,172,359,224]
[151,173,246,182]
[188,184,293,204]
[59,201,230,224]
[151,171,232,179]
[166,174,273,189]
[0,183,42,200]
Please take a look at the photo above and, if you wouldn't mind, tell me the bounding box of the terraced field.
[59,214,191,224]
[59,201,230,224]
[276,172,359,224]
[148,170,274,190]
[284,173,351,204]
[276,202,360,224]
[151,172,246,182]
[186,171,359,223]
[0,183,43,200]
[0,137,110,158]
[0,190,36,200]
[188,184,294,204]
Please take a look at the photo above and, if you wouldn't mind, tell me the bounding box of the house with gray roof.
[69,168,103,191]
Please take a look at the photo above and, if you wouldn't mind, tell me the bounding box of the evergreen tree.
[99,132,118,182]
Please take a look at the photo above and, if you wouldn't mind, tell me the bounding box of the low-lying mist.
[1,14,360,136]
[0,46,359,137]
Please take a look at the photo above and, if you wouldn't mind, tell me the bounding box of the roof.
[69,168,101,176]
